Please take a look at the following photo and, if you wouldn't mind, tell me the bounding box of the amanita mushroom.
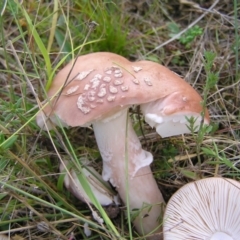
[36,52,209,238]
[163,177,240,239]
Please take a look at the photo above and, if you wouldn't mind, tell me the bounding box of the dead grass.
[0,0,239,239]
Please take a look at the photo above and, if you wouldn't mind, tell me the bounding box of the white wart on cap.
[163,177,240,240]
[140,79,210,138]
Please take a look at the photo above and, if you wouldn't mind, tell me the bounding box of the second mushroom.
[37,52,209,239]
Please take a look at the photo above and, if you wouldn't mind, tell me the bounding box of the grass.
[0,0,239,239]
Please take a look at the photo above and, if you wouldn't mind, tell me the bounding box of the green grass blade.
[19,5,52,80]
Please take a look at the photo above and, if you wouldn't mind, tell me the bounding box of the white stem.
[93,108,164,238]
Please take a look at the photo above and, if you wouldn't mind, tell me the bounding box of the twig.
[145,0,219,56]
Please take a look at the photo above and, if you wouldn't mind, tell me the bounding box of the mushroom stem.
[93,108,164,238]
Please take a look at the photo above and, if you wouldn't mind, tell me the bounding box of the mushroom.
[36,52,209,238]
[163,177,240,240]
[59,159,119,206]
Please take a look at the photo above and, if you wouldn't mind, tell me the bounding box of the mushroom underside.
[163,178,240,240]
